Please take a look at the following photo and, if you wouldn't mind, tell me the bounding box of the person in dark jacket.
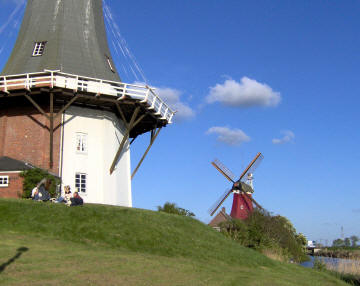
[70,191,83,206]
[32,178,51,201]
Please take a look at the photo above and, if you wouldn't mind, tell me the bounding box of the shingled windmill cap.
[0,0,175,134]
[1,0,120,82]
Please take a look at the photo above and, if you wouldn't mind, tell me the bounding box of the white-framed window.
[75,173,87,193]
[76,133,87,154]
[0,176,9,187]
[32,42,47,56]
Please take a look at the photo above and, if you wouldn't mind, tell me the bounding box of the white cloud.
[206,126,250,146]
[272,130,295,144]
[206,77,281,107]
[155,87,195,121]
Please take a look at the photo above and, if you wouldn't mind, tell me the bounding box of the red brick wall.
[0,172,23,198]
[0,106,61,175]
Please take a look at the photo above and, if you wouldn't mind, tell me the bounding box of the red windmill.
[209,153,264,220]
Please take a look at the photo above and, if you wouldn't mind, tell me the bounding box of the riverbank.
[315,248,360,259]
[302,256,360,286]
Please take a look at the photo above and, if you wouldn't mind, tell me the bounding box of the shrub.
[20,168,60,198]
[313,258,327,271]
[157,202,195,217]
[219,218,249,244]
[219,209,308,263]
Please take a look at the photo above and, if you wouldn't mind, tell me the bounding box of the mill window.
[0,176,9,187]
[76,133,88,154]
[75,173,87,193]
[32,42,47,56]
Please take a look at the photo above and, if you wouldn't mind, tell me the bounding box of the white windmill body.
[60,106,132,206]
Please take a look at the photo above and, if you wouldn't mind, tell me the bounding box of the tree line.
[332,236,359,247]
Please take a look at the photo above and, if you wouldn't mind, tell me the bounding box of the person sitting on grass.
[69,190,83,207]
[55,185,72,204]
[31,178,51,201]
[31,186,40,200]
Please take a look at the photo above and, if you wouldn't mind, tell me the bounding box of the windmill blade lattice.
[208,188,233,216]
[211,159,236,183]
[239,153,264,182]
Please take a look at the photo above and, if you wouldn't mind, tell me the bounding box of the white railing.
[0,70,175,123]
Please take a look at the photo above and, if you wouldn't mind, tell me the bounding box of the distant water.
[301,256,357,268]
[300,256,315,268]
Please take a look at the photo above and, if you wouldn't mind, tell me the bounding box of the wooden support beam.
[54,93,79,120]
[133,113,147,128]
[131,128,161,180]
[23,92,56,168]
[49,92,54,168]
[115,102,129,129]
[73,93,137,105]
[0,92,27,98]
[24,93,50,120]
[109,106,140,174]
[110,134,129,175]
[24,91,80,169]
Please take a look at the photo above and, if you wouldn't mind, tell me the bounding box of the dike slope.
[0,199,347,286]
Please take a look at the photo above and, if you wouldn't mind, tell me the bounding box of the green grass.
[0,199,349,285]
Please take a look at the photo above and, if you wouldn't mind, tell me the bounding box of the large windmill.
[209,153,264,220]
[0,0,174,205]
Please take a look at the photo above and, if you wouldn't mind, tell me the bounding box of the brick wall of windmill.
[0,106,62,175]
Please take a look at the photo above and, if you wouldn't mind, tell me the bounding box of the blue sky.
[1,0,360,244]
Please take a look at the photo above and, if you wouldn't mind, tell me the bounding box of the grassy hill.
[0,199,348,285]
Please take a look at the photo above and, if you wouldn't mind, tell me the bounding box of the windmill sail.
[209,188,233,216]
[242,190,263,210]
[239,153,264,182]
[211,159,236,183]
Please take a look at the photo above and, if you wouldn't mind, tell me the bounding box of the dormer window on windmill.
[32,41,47,56]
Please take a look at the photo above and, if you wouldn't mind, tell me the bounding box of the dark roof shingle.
[0,156,33,172]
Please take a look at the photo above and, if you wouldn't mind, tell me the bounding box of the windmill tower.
[209,153,264,220]
[0,0,174,205]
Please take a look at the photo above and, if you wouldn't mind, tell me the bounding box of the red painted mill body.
[230,192,254,220]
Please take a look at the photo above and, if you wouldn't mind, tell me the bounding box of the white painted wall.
[60,106,132,206]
